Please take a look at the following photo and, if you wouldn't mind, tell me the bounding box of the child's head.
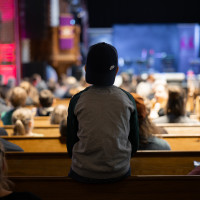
[85,42,118,86]
[12,108,34,135]
[39,89,54,107]
[9,87,27,107]
[50,105,68,124]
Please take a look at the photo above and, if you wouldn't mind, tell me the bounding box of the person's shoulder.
[153,115,168,124]
[150,136,171,150]
[0,127,8,136]
[1,109,15,125]
[0,138,24,152]
[70,86,91,102]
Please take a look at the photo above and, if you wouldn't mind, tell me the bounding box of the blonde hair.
[20,81,31,94]
[0,142,12,190]
[20,81,39,106]
[12,108,33,135]
[50,105,68,124]
[9,87,27,107]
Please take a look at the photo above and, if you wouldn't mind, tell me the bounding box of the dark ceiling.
[86,0,200,27]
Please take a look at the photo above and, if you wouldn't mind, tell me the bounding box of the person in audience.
[150,79,168,119]
[0,86,10,114]
[131,93,171,150]
[59,118,67,138]
[1,87,27,125]
[19,81,39,106]
[66,42,139,183]
[12,108,43,137]
[0,141,41,199]
[1,124,24,151]
[0,138,24,152]
[119,72,133,92]
[50,105,68,125]
[153,85,200,124]
[31,73,47,92]
[36,89,54,116]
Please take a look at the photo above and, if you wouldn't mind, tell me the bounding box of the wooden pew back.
[5,151,200,176]
[33,116,51,126]
[53,98,70,107]
[157,133,200,150]
[3,133,200,152]
[2,136,66,152]
[156,123,200,134]
[3,125,60,137]
[9,176,200,200]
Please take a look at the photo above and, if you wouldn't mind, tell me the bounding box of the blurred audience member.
[12,108,43,136]
[59,118,67,137]
[36,89,54,116]
[19,81,39,106]
[0,86,10,114]
[132,93,170,150]
[31,73,47,92]
[1,87,27,125]
[50,105,68,124]
[150,79,168,119]
[47,79,57,94]
[0,127,23,151]
[136,74,155,99]
[153,85,199,124]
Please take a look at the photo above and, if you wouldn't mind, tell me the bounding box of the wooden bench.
[9,176,200,200]
[156,123,200,134]
[157,133,200,150]
[2,133,200,152]
[33,116,51,126]
[54,98,70,107]
[3,125,60,137]
[5,151,200,176]
[2,136,66,152]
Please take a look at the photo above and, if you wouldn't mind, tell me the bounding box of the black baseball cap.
[85,42,118,86]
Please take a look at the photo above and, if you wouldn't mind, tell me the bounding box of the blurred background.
[0,0,200,85]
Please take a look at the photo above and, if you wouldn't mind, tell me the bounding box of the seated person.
[132,93,171,150]
[0,85,10,114]
[59,118,67,137]
[19,81,39,106]
[150,80,168,119]
[66,43,139,183]
[36,89,54,116]
[0,141,41,199]
[50,105,68,124]
[59,118,67,143]
[12,108,43,136]
[153,85,200,124]
[1,87,27,125]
